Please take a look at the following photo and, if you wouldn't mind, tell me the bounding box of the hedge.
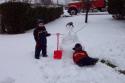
[0,2,63,34]
[107,0,125,19]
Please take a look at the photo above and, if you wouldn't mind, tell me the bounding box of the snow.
[0,12,125,83]
[0,0,72,5]
[52,0,72,5]
[0,0,5,3]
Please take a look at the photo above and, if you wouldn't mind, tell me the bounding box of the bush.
[31,6,63,23]
[0,2,63,34]
[0,2,31,34]
[108,0,125,19]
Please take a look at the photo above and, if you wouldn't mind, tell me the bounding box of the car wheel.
[69,9,77,15]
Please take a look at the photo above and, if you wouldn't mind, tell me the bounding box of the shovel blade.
[53,50,62,59]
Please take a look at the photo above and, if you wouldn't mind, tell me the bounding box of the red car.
[67,0,106,15]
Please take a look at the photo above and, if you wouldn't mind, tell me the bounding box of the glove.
[47,33,51,36]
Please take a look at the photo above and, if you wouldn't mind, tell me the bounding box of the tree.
[40,0,52,5]
[8,0,32,3]
[84,0,90,23]
[22,0,32,3]
[9,0,20,2]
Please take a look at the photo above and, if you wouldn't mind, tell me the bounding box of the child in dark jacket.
[73,43,98,66]
[33,19,51,59]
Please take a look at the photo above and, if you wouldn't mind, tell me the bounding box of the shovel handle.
[56,33,60,50]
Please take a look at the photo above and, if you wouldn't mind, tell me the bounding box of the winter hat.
[73,43,83,51]
[37,19,44,24]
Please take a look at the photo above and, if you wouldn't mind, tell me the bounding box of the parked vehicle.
[67,0,106,15]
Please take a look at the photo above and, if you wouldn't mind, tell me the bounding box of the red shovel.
[53,33,62,59]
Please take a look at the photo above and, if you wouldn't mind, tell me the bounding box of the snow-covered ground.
[0,12,125,83]
[0,0,69,5]
[0,0,5,3]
